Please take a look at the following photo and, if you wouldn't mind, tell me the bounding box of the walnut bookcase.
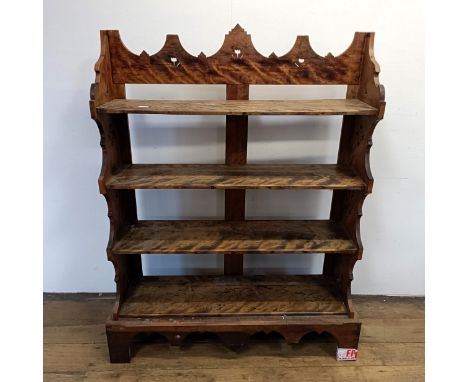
[89,25,385,363]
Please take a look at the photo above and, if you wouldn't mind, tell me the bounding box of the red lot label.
[336,348,358,361]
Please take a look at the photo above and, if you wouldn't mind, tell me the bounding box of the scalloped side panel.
[352,32,386,117]
[90,31,125,115]
[106,25,367,85]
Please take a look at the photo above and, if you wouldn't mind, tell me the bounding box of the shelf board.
[111,220,357,254]
[97,99,377,116]
[119,275,347,318]
[106,164,366,190]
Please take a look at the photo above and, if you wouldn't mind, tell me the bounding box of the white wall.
[44,0,424,294]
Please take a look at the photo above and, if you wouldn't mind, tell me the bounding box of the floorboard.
[43,294,424,382]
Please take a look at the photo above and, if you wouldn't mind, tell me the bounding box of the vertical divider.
[224,84,249,275]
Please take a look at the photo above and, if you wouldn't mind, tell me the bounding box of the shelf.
[119,275,347,318]
[111,220,357,254]
[97,99,377,116]
[106,164,366,190]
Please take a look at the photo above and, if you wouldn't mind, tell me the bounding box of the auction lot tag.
[336,348,358,361]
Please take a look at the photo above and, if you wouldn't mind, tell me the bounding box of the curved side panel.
[90,31,126,120]
[90,31,127,195]
[357,33,385,188]
[344,33,386,189]
[355,33,386,117]
[333,33,386,252]
[326,33,386,318]
[90,31,140,319]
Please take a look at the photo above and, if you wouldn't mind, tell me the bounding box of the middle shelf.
[106,164,365,190]
[111,220,357,255]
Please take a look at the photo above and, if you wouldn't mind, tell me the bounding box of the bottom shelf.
[109,275,359,362]
[118,275,349,318]
[107,306,360,363]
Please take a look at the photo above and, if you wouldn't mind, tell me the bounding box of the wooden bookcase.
[89,25,385,363]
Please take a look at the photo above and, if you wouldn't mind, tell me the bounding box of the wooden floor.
[43,294,424,381]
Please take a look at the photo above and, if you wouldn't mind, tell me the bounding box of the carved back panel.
[105,25,369,85]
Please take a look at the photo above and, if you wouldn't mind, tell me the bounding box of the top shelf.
[97,99,377,116]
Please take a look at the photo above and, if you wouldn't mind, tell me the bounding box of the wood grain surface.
[118,275,347,317]
[97,98,377,115]
[323,32,386,319]
[106,26,368,85]
[106,164,366,190]
[89,26,387,364]
[111,220,358,255]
